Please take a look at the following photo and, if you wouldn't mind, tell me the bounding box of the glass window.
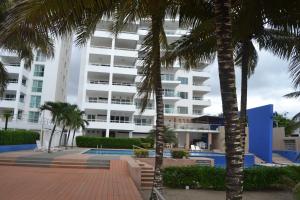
[177,107,188,114]
[28,111,40,123]
[161,74,174,81]
[179,92,188,99]
[30,95,41,108]
[163,89,175,97]
[35,51,46,62]
[177,77,188,85]
[164,104,174,113]
[32,80,43,92]
[34,65,45,77]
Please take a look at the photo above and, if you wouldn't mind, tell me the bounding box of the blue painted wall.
[247,105,273,163]
[0,144,36,153]
[273,150,300,163]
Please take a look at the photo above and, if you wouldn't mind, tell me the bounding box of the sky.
[67,45,300,118]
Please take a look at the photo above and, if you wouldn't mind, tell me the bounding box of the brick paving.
[0,150,143,200]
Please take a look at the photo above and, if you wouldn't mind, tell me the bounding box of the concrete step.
[141,181,153,187]
[141,177,154,182]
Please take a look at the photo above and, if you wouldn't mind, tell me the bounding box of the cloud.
[204,49,299,118]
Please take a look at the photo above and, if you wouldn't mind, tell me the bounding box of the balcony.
[84,99,108,110]
[162,93,181,101]
[87,119,108,129]
[110,99,135,112]
[87,63,110,73]
[109,120,135,131]
[165,122,218,133]
[0,97,16,108]
[112,65,137,75]
[193,110,203,115]
[161,75,181,86]
[134,123,153,133]
[192,98,211,107]
[192,84,211,93]
[86,80,109,91]
[111,82,136,93]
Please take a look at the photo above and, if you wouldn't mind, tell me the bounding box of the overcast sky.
[67,45,300,118]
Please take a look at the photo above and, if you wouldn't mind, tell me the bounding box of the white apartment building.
[0,36,72,131]
[77,19,215,147]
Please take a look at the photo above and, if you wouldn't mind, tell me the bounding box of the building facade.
[77,19,215,148]
[0,36,72,130]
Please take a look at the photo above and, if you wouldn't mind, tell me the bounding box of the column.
[208,133,212,150]
[185,132,190,150]
[129,131,133,138]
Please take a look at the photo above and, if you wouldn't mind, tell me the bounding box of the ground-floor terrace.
[0,149,293,200]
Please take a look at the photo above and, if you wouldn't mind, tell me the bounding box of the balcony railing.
[89,63,110,67]
[114,65,135,69]
[8,79,18,83]
[0,97,16,101]
[114,47,137,51]
[164,108,175,114]
[193,97,204,100]
[88,99,108,103]
[87,118,107,122]
[112,82,135,86]
[89,80,109,85]
[110,120,131,123]
[90,44,112,49]
[111,99,133,105]
[5,63,20,67]
[135,122,152,126]
[165,122,214,131]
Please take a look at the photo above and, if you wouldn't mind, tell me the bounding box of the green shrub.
[76,136,142,149]
[141,137,154,147]
[141,143,151,149]
[293,182,300,200]
[134,149,149,158]
[163,166,300,191]
[171,149,188,159]
[0,130,39,145]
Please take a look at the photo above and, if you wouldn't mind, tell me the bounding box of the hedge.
[76,136,142,149]
[0,130,39,145]
[163,165,300,191]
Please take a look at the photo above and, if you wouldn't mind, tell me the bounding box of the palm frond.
[284,91,300,98]
[234,40,258,77]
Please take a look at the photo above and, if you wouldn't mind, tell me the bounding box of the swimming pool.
[83,149,255,167]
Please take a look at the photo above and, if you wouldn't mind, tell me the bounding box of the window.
[28,111,40,123]
[17,110,23,120]
[34,65,45,77]
[32,80,43,92]
[30,95,41,108]
[179,92,188,99]
[87,114,96,121]
[177,77,188,85]
[162,88,175,97]
[164,104,174,113]
[110,115,130,123]
[135,118,152,126]
[35,51,46,62]
[177,107,188,114]
[5,94,16,100]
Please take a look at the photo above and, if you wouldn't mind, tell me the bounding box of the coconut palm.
[147,126,177,145]
[0,0,54,95]
[70,109,88,148]
[40,102,68,153]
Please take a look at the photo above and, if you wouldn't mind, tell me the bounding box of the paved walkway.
[141,189,293,200]
[0,150,142,200]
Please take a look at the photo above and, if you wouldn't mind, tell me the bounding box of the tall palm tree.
[0,0,54,95]
[40,102,67,153]
[58,104,77,146]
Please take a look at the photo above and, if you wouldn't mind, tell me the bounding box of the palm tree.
[0,0,54,94]
[2,110,12,131]
[70,110,88,148]
[58,104,77,146]
[40,102,67,153]
[147,126,177,145]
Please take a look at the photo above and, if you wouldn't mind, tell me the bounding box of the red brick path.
[0,160,142,200]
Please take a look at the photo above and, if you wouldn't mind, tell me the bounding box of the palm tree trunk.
[4,117,8,130]
[240,41,249,157]
[48,123,57,153]
[214,0,243,199]
[71,129,76,148]
[59,125,65,146]
[150,14,165,200]
[66,129,71,147]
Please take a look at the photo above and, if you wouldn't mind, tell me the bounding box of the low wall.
[136,158,199,168]
[273,150,300,163]
[0,144,37,153]
[120,156,141,189]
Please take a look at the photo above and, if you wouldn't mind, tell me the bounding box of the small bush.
[141,143,151,149]
[171,149,188,159]
[134,149,149,158]
[76,136,142,149]
[163,165,300,191]
[0,130,39,145]
[293,182,300,200]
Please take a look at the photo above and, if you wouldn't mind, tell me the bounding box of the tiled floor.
[0,150,142,200]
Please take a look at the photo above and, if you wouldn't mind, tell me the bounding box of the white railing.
[89,80,109,85]
[112,82,135,86]
[87,118,107,122]
[89,63,110,67]
[110,120,131,123]
[165,122,219,131]
[90,44,112,49]
[111,99,133,105]
[88,99,108,103]
[164,108,175,114]
[8,79,18,83]
[135,123,152,126]
[193,97,204,100]
[193,110,203,115]
[114,65,135,69]
[5,63,20,67]
[114,47,137,51]
[0,97,16,101]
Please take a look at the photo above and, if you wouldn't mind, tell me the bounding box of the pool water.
[83,149,255,168]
